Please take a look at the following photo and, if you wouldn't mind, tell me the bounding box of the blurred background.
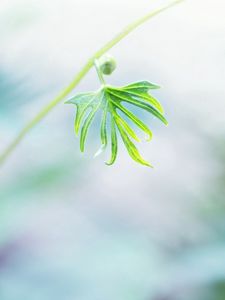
[0,0,225,299]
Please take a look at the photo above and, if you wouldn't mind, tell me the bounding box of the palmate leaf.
[66,81,168,167]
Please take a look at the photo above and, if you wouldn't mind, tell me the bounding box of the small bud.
[99,54,117,75]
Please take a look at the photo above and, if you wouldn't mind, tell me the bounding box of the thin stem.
[0,0,184,166]
[94,59,106,86]
[0,59,93,165]
[94,0,184,59]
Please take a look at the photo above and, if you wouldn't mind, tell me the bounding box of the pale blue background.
[0,1,225,299]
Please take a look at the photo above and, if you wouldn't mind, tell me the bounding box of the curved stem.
[0,0,184,166]
[94,59,106,86]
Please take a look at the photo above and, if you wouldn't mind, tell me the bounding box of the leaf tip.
[144,133,153,142]
[139,159,153,168]
[105,161,114,166]
[80,143,85,153]
[74,123,80,135]
[146,162,154,168]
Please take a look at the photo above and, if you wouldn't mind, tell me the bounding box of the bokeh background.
[0,0,225,299]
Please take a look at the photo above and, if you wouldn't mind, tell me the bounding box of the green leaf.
[117,81,164,113]
[108,89,168,125]
[80,103,100,152]
[66,91,101,134]
[121,81,160,92]
[113,111,140,142]
[94,104,108,157]
[120,90,164,114]
[116,122,152,167]
[109,98,153,141]
[66,80,168,167]
[106,115,118,165]
[100,104,108,147]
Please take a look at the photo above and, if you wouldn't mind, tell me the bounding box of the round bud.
[99,54,117,75]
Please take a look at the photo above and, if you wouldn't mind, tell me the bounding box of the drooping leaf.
[118,80,164,113]
[121,80,160,92]
[108,89,168,125]
[119,90,164,114]
[109,98,153,141]
[106,115,118,165]
[66,80,168,167]
[66,92,97,134]
[116,122,152,167]
[114,112,140,142]
[80,103,100,152]
[94,103,108,157]
[100,104,108,147]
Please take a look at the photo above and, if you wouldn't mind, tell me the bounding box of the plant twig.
[0,0,184,166]
[94,59,106,86]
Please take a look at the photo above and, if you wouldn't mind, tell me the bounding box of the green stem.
[0,0,184,166]
[94,59,106,86]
